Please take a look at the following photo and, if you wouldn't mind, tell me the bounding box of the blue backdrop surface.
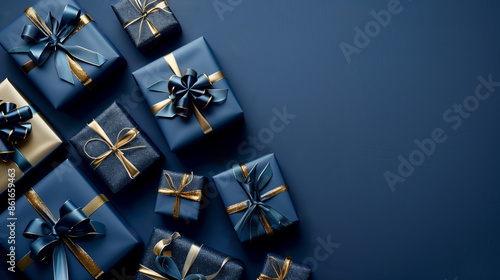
[1,0,500,279]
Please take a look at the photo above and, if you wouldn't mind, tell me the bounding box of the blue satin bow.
[155,242,206,280]
[9,5,107,85]
[0,101,32,163]
[23,200,105,280]
[232,163,292,240]
[148,68,228,118]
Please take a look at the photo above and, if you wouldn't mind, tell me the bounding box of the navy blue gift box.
[0,160,142,280]
[258,253,312,280]
[135,228,244,280]
[155,170,206,221]
[132,37,244,152]
[213,153,299,242]
[0,0,125,109]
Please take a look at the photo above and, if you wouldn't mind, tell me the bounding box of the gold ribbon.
[123,0,172,44]
[149,53,226,135]
[226,163,290,235]
[17,189,108,279]
[158,172,202,218]
[84,120,145,179]
[20,7,95,90]
[258,256,293,280]
[137,232,233,280]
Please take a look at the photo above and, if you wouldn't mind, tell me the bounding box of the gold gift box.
[0,79,62,192]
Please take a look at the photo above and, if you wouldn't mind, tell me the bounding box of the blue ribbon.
[9,5,107,85]
[23,200,105,280]
[0,101,33,166]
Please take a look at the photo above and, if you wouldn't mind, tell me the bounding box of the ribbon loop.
[0,101,33,163]
[158,172,202,218]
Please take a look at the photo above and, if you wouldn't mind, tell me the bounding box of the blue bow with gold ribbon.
[9,5,107,85]
[226,162,292,241]
[23,199,105,280]
[0,101,32,164]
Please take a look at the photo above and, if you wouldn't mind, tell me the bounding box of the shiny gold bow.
[123,0,172,44]
[84,120,145,179]
[258,256,293,280]
[158,172,202,218]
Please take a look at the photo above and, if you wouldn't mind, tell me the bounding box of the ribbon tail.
[145,18,160,38]
[53,242,69,280]
[206,89,228,103]
[63,45,107,66]
[138,265,170,280]
[192,104,213,134]
[54,50,74,84]
[8,46,31,54]
[116,152,141,179]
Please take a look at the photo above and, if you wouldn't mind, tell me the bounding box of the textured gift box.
[0,78,62,193]
[0,0,125,109]
[135,227,244,280]
[155,170,206,221]
[132,37,244,152]
[112,0,181,52]
[0,159,142,280]
[70,102,161,193]
[213,153,299,242]
[258,253,311,280]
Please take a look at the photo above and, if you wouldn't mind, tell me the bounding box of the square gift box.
[0,159,142,280]
[112,0,181,52]
[155,170,206,221]
[0,78,62,193]
[0,0,125,109]
[213,153,299,242]
[70,102,161,193]
[135,228,244,280]
[132,36,244,152]
[258,253,312,280]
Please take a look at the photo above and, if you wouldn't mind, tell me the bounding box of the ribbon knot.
[9,5,107,85]
[258,256,293,280]
[0,101,33,163]
[84,120,146,179]
[123,0,172,44]
[158,172,202,219]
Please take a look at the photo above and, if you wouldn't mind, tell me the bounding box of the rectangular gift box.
[213,153,299,242]
[155,170,206,221]
[258,253,312,280]
[0,0,125,109]
[112,0,181,52]
[0,78,62,193]
[135,228,244,280]
[132,37,244,152]
[70,102,161,193]
[0,160,142,280]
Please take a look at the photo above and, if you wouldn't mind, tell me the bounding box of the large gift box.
[132,37,244,152]
[213,153,299,242]
[0,159,142,280]
[257,253,312,280]
[135,228,244,280]
[112,0,181,52]
[70,102,161,193]
[155,170,206,221]
[0,78,62,193]
[0,0,125,109]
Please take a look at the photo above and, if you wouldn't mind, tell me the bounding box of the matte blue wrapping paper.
[132,37,244,152]
[258,253,311,280]
[213,153,299,242]
[0,0,125,109]
[155,170,206,221]
[0,160,142,280]
[135,228,244,280]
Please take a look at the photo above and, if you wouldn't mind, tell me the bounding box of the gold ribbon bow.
[84,120,145,179]
[150,53,226,134]
[138,232,233,280]
[258,256,293,280]
[21,7,95,90]
[158,172,202,218]
[123,0,172,44]
[17,188,109,279]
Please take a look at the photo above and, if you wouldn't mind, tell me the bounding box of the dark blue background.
[1,0,500,279]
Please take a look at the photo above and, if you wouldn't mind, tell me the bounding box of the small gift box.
[213,153,299,242]
[70,102,161,193]
[155,170,206,221]
[135,228,244,280]
[132,36,244,152]
[258,253,312,280]
[0,0,125,109]
[112,0,181,52]
[0,159,142,280]
[0,78,62,193]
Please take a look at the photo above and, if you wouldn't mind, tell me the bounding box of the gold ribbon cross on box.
[158,172,202,218]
